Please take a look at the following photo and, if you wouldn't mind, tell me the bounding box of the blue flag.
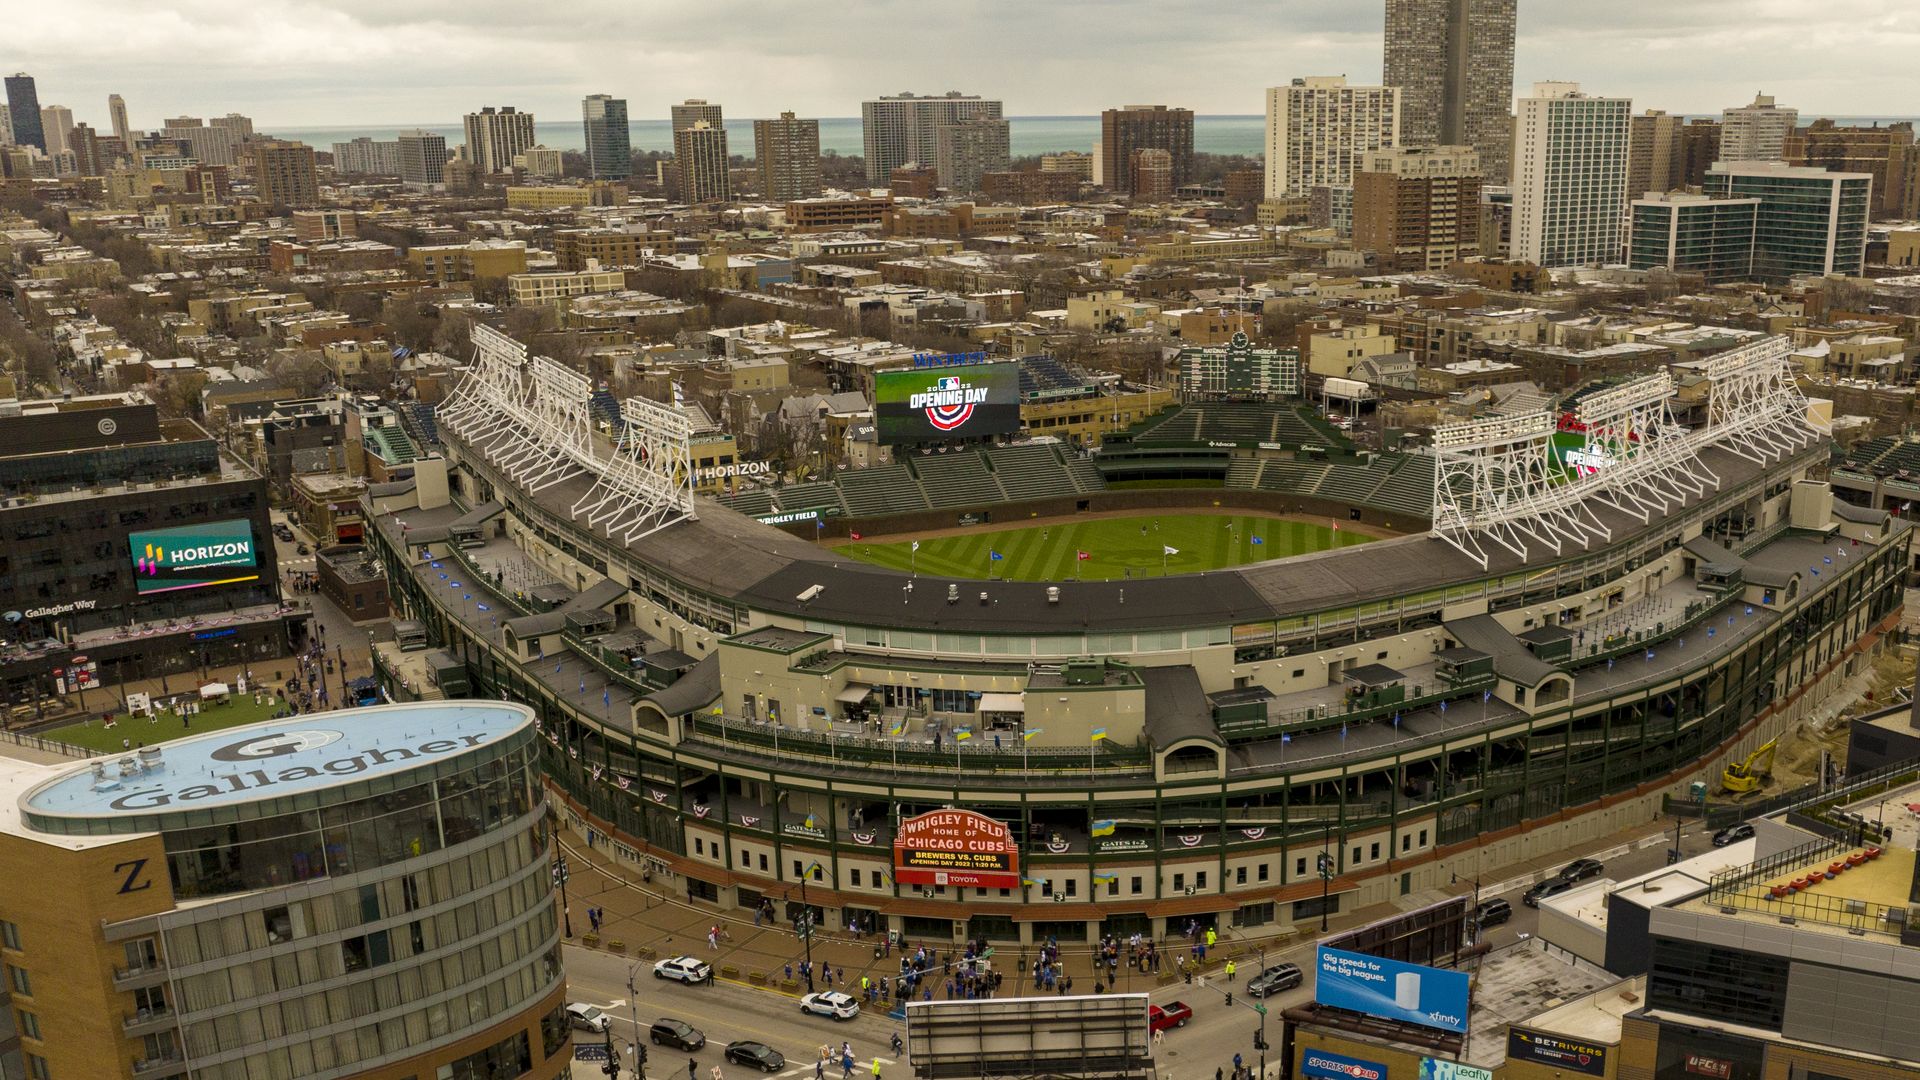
[1251,536,1264,545]
[603,689,611,706]
[990,550,1004,561]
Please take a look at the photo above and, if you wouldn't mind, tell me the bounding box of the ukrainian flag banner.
[1091,727,1108,741]
[1091,819,1117,837]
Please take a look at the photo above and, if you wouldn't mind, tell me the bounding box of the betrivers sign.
[106,729,493,810]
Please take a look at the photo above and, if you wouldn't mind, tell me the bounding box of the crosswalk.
[774,1057,898,1079]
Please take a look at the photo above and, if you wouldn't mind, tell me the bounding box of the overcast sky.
[9,0,1919,127]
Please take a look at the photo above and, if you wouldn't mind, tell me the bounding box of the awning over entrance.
[835,683,873,705]
[978,692,1026,713]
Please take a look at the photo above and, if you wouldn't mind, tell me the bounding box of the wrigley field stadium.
[364,325,1906,949]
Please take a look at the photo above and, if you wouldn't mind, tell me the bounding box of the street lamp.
[1316,822,1333,934]
[796,864,821,991]
[554,854,573,938]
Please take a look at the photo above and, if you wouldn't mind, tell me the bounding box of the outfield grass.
[838,513,1373,581]
[44,694,285,753]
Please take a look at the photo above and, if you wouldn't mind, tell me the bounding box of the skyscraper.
[332,137,401,176]
[861,92,1004,183]
[1627,110,1684,197]
[398,129,451,187]
[108,93,130,147]
[5,73,46,153]
[754,112,822,201]
[1720,93,1798,163]
[1263,76,1400,198]
[69,123,103,177]
[255,142,319,208]
[581,94,631,180]
[39,105,73,157]
[161,117,235,166]
[462,106,536,175]
[671,99,723,133]
[672,121,732,203]
[1383,0,1517,182]
[1706,161,1871,279]
[1098,105,1194,196]
[935,117,1011,194]
[1511,82,1632,268]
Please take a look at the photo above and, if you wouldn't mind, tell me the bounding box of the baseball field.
[834,512,1375,581]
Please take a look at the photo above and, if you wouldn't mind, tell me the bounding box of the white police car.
[654,956,713,984]
[799,991,860,1020]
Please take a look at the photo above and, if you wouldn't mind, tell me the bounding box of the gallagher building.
[0,393,308,713]
[366,329,1906,952]
[0,702,567,1080]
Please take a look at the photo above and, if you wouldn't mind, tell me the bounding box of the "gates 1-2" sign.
[893,809,1020,889]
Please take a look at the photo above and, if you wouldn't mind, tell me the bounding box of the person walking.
[1225,959,1236,982]
[688,1058,698,1080]
[815,1056,825,1080]
[841,1051,855,1080]
[871,1058,883,1080]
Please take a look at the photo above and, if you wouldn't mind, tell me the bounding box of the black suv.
[649,1018,705,1051]
[1522,877,1575,908]
[1474,897,1513,927]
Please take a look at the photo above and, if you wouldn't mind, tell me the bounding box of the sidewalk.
[547,812,1689,1002]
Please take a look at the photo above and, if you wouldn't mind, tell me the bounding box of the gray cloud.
[8,0,1917,127]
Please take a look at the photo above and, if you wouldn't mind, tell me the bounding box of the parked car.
[1474,897,1514,928]
[648,1018,705,1051]
[654,956,713,984]
[1148,1001,1193,1032]
[1712,823,1756,847]
[1245,963,1303,998]
[1522,877,1576,908]
[800,991,860,1020]
[1560,857,1606,882]
[295,543,310,556]
[726,1041,785,1073]
[565,1003,610,1033]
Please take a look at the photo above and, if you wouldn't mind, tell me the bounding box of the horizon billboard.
[129,518,262,595]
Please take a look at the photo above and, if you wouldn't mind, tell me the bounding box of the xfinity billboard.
[1314,945,1471,1035]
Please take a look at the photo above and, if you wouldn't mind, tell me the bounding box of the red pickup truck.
[1148,1002,1193,1032]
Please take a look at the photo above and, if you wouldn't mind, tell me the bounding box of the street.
[555,815,1715,1080]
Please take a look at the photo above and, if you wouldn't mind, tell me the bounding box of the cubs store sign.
[892,809,1019,889]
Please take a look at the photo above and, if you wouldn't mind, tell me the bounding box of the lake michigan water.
[274,114,1916,163]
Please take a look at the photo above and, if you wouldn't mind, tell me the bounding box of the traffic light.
[1316,852,1332,879]
[637,1043,649,1068]
[1253,1031,1268,1051]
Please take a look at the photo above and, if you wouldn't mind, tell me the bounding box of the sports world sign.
[893,809,1020,888]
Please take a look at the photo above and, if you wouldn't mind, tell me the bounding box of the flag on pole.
[1090,727,1108,741]
[955,727,972,741]
[603,689,611,706]
[1076,550,1092,561]
[1091,820,1117,837]
[911,541,920,552]
[1023,727,1043,741]
[990,550,1004,561]
[1483,689,1493,702]
[1251,536,1264,545]
[889,719,905,736]
[1162,545,1179,556]
[850,531,863,541]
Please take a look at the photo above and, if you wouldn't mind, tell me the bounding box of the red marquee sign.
[892,809,1020,889]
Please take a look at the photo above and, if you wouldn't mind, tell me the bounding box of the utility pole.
[555,853,574,938]
[627,963,647,1078]
[1316,822,1333,934]
[601,1023,621,1079]
[797,864,820,991]
[1253,944,1269,1080]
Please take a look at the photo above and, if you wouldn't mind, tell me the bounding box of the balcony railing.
[685,715,1154,777]
[123,1007,175,1035]
[112,961,167,988]
[1217,672,1499,741]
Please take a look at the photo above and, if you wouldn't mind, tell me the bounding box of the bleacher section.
[1121,402,1353,451]
[715,443,1109,520]
[837,465,933,516]
[911,453,1006,510]
[364,425,417,466]
[1224,459,1264,489]
[1367,455,1436,517]
[1843,436,1903,473]
[1018,356,1095,399]
[1312,462,1385,505]
[1255,460,1330,495]
[399,402,439,447]
[588,389,624,433]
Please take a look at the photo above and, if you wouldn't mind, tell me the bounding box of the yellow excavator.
[1722,738,1778,795]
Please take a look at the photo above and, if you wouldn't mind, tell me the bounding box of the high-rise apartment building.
[672,120,732,203]
[0,108,11,148]
[1784,118,1915,220]
[670,99,723,133]
[754,111,821,200]
[69,122,103,177]
[1041,151,1094,180]
[1627,110,1684,196]
[1510,82,1632,267]
[861,92,1004,182]
[935,117,1010,194]
[6,74,45,153]
[398,129,451,187]
[1675,119,1723,189]
[161,117,235,167]
[1719,92,1798,163]
[1099,105,1193,195]
[1129,147,1174,202]
[581,94,631,180]
[1353,145,1483,272]
[1627,192,1761,283]
[463,106,536,175]
[38,105,72,157]
[210,112,253,151]
[1263,76,1400,198]
[1705,161,1871,278]
[108,93,130,146]
[1383,0,1517,182]
[255,141,319,208]
[517,145,563,178]
[331,136,401,176]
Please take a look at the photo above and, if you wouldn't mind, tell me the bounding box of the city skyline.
[7,0,1918,127]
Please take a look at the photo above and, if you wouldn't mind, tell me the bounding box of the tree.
[265,349,333,398]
